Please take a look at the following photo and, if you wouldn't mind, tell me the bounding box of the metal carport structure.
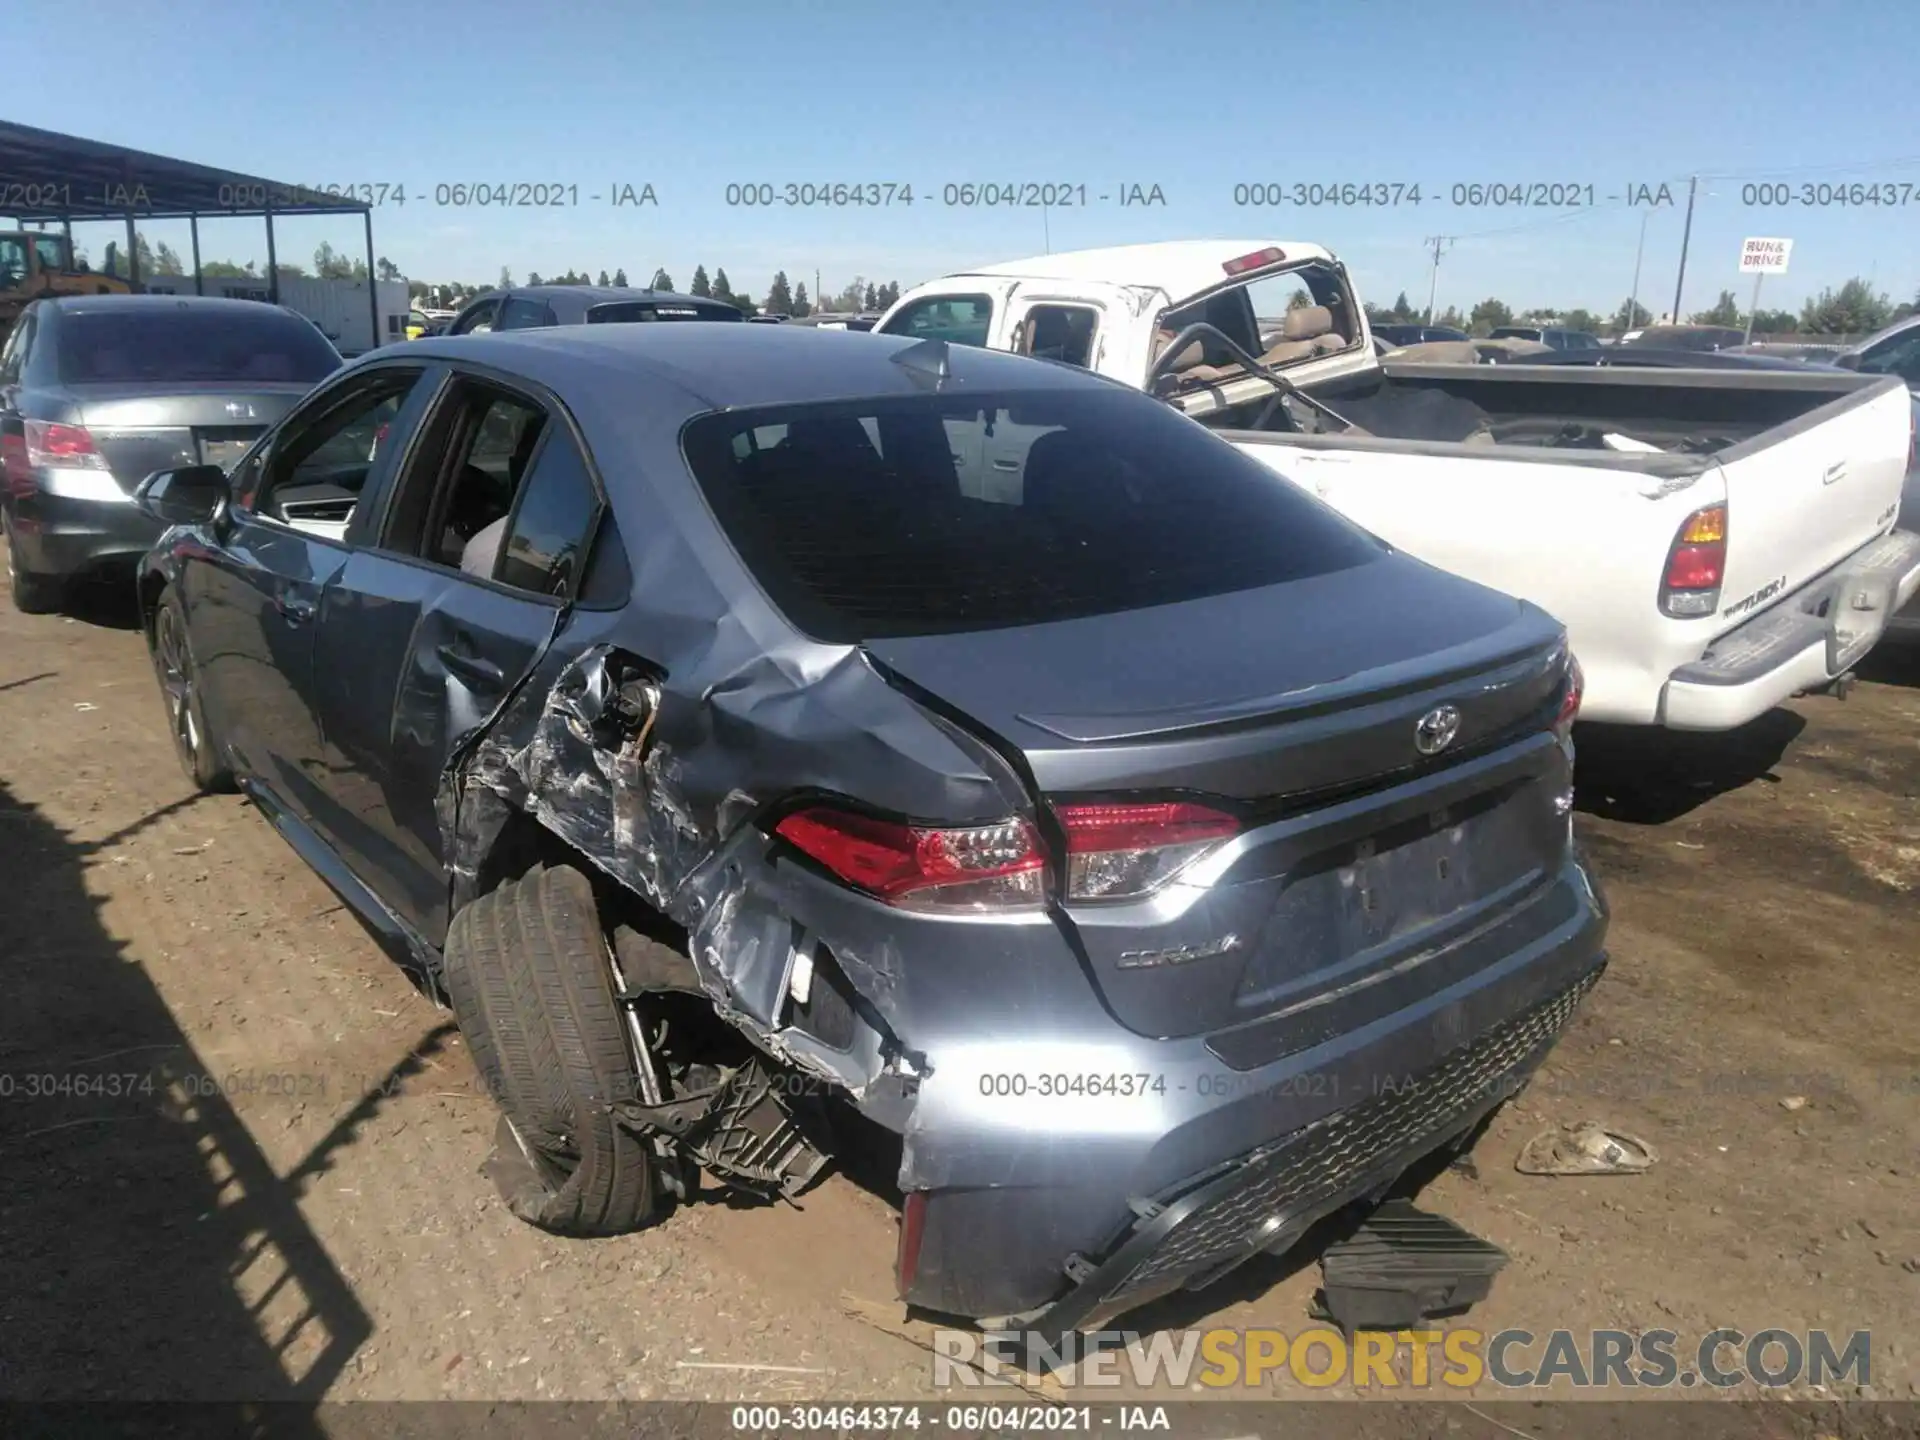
[0,120,380,344]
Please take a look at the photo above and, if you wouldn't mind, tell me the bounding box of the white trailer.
[141,273,412,356]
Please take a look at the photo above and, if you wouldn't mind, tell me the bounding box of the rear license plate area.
[197,429,263,472]
[1236,788,1548,1002]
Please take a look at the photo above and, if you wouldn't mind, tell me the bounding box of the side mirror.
[134,465,230,526]
[1833,352,1862,371]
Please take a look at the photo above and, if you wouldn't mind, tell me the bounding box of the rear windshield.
[587,300,743,324]
[57,306,343,384]
[681,388,1384,641]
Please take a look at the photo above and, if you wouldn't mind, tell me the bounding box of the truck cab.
[874,241,1379,408]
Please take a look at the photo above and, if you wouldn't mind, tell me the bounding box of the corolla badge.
[224,401,255,419]
[1414,704,1462,756]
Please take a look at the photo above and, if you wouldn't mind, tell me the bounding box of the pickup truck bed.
[1199,363,1918,728]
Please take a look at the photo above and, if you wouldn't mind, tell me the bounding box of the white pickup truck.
[873,241,1920,729]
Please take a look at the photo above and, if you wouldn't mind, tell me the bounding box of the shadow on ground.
[0,781,368,1416]
[1571,709,1805,825]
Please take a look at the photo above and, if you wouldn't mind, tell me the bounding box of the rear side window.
[55,306,343,384]
[682,388,1383,641]
[878,295,994,347]
[499,433,601,597]
[499,297,554,330]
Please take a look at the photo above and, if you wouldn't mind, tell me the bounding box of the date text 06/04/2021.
[969,1070,1411,1101]
[204,182,659,209]
[722,182,1168,208]
[728,1404,1166,1432]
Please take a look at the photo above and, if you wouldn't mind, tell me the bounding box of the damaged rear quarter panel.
[432,383,1034,1107]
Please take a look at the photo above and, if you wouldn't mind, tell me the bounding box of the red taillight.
[773,806,1045,912]
[1660,503,1727,617]
[24,419,106,469]
[1223,246,1286,276]
[896,1191,929,1297]
[1055,800,1241,901]
[1555,655,1583,741]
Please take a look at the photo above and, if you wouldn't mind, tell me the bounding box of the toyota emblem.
[1414,704,1461,756]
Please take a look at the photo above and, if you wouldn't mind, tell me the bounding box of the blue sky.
[13,0,1920,317]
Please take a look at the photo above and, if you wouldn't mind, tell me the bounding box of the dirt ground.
[0,567,1916,1425]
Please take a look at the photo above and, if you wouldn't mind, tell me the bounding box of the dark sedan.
[0,294,342,611]
[133,323,1604,1339]
[442,284,744,336]
[1373,322,1469,346]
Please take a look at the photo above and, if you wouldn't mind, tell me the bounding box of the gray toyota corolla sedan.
[132,322,1606,1339]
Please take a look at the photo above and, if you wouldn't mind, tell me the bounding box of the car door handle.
[276,594,316,624]
[435,642,505,687]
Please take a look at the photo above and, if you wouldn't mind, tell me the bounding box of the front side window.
[878,294,994,347]
[252,372,424,526]
[682,388,1384,641]
[31,236,66,274]
[1857,328,1920,384]
[452,299,500,335]
[380,381,549,577]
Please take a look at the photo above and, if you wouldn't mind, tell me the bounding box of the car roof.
[943,240,1334,307]
[395,320,1128,412]
[510,285,720,306]
[1845,312,1920,355]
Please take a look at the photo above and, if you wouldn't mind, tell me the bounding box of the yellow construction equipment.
[0,231,134,340]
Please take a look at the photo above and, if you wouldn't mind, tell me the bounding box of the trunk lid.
[68,383,310,491]
[1711,376,1912,625]
[866,555,1577,1040]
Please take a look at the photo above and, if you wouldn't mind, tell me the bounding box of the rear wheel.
[444,862,656,1236]
[149,586,233,792]
[5,519,63,615]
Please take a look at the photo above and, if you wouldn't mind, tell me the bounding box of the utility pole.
[1423,235,1452,325]
[1627,209,1651,333]
[1670,175,1698,324]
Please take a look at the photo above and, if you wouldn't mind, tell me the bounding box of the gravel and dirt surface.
[0,567,1915,1426]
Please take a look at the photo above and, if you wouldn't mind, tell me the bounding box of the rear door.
[307,366,606,944]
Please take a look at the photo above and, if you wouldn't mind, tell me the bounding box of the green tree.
[376,256,401,282]
[312,242,358,280]
[1611,298,1653,330]
[1468,297,1513,336]
[597,269,611,286]
[1690,289,1743,327]
[149,242,186,276]
[612,267,629,287]
[690,265,712,297]
[832,277,866,312]
[765,270,793,316]
[730,292,757,316]
[792,282,812,318]
[650,269,674,291]
[1563,308,1602,335]
[712,267,734,299]
[1799,277,1891,335]
[200,259,255,277]
[1750,309,1798,335]
[877,281,900,309]
[528,271,544,286]
[1286,287,1312,311]
[1435,305,1466,330]
[864,281,878,310]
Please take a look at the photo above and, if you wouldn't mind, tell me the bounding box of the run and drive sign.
[1740,237,1793,273]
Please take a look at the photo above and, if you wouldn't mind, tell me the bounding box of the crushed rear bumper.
[1011,963,1603,1337]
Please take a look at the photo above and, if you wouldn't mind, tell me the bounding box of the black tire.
[149,584,233,793]
[444,862,655,1237]
[5,519,63,615]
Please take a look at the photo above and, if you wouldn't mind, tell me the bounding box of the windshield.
[681,387,1384,641]
[56,306,343,384]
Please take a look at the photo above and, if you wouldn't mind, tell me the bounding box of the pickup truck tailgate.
[1712,377,1912,624]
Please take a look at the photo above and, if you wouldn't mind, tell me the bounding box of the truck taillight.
[24,419,108,471]
[1055,801,1241,900]
[1660,503,1727,617]
[1222,246,1286,276]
